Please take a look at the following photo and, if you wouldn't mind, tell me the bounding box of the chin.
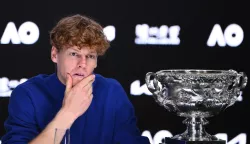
[72,79,82,86]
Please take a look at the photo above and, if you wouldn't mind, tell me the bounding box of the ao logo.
[207,24,244,47]
[0,22,115,44]
[1,21,39,45]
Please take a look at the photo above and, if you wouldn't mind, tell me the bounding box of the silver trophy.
[145,69,247,144]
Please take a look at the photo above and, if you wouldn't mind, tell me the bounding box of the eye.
[86,55,96,59]
[70,52,78,56]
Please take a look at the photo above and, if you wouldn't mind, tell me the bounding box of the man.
[1,14,150,144]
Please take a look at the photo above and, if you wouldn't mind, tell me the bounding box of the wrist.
[53,108,77,129]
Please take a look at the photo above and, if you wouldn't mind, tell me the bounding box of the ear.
[51,46,58,63]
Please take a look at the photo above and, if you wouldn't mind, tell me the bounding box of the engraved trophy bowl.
[145,69,247,143]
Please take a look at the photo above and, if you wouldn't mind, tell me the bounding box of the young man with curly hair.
[1,14,149,144]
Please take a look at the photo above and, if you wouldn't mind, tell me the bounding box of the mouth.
[73,73,85,77]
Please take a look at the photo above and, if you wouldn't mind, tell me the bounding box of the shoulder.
[10,74,51,98]
[19,74,50,87]
[7,74,51,112]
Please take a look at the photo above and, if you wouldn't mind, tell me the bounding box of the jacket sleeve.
[112,80,150,144]
[1,85,39,143]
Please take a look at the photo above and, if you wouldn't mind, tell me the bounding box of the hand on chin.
[72,76,85,86]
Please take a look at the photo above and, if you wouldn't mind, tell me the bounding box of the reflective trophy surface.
[145,69,247,144]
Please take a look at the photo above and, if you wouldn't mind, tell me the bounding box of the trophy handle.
[145,72,160,95]
[238,72,248,89]
[232,72,248,90]
[146,72,176,111]
[229,72,248,105]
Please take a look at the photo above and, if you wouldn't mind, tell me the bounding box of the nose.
[77,56,87,68]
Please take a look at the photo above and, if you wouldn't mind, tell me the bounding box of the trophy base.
[160,137,226,144]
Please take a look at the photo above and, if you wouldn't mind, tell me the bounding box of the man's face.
[51,46,97,86]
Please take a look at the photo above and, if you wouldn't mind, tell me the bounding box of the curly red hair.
[50,14,110,56]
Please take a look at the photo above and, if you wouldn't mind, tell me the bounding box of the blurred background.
[0,0,249,143]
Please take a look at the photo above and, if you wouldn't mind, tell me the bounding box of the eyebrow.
[89,52,97,54]
[68,47,80,52]
[68,48,97,55]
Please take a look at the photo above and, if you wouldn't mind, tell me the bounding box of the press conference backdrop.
[0,0,249,143]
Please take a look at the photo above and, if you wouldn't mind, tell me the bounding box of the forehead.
[65,46,97,53]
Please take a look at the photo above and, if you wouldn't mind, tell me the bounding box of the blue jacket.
[1,73,149,144]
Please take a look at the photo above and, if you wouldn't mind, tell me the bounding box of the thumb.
[65,73,73,94]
